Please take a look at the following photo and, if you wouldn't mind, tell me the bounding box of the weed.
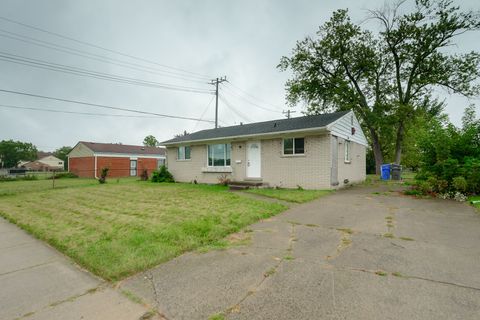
[208,313,225,320]
[305,223,319,227]
[264,267,276,277]
[399,236,414,241]
[287,220,302,225]
[392,272,403,277]
[383,233,394,238]
[387,223,394,228]
[375,271,387,276]
[342,238,352,246]
[337,228,354,234]
[284,255,294,260]
[122,290,143,304]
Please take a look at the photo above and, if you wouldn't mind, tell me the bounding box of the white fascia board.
[163,126,329,146]
[92,152,166,159]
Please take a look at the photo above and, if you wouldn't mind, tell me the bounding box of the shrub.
[47,172,78,179]
[452,176,468,193]
[140,169,149,181]
[453,192,467,202]
[22,174,38,181]
[151,166,174,183]
[404,188,422,196]
[417,181,433,194]
[217,174,231,186]
[0,176,17,182]
[98,167,109,184]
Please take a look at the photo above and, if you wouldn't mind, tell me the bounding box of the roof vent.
[240,122,243,125]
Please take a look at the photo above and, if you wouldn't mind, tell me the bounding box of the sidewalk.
[0,217,158,320]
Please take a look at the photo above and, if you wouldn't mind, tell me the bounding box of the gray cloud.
[0,0,478,151]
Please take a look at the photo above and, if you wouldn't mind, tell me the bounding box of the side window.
[344,141,351,163]
[177,146,191,160]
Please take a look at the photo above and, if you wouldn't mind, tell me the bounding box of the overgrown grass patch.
[246,188,331,203]
[0,181,285,281]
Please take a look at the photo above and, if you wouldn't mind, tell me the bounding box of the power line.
[225,81,284,110]
[219,94,252,123]
[220,83,283,113]
[0,51,213,94]
[0,88,215,123]
[192,95,215,132]
[0,29,208,84]
[0,15,212,80]
[0,103,163,118]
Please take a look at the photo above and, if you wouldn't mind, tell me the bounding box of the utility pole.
[209,76,227,128]
[283,109,296,119]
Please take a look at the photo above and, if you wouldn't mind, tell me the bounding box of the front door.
[130,160,137,176]
[246,141,261,179]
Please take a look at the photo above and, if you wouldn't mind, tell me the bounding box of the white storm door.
[130,160,137,176]
[246,141,261,178]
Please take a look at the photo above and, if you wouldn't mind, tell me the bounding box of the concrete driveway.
[121,184,480,320]
[0,217,159,320]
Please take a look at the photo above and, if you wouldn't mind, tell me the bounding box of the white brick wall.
[335,137,366,187]
[166,133,365,189]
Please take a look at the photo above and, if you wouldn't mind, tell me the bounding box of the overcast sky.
[0,0,479,151]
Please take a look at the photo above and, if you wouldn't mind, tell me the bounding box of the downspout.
[94,155,98,179]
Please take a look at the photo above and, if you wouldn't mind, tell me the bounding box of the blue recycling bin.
[381,164,391,180]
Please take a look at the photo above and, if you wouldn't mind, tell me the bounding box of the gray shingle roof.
[79,141,165,156]
[162,111,349,145]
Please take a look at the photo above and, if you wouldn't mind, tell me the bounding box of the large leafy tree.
[0,140,37,168]
[279,0,480,173]
[53,146,72,170]
[143,135,159,147]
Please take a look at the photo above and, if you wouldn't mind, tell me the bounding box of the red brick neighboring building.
[68,141,166,178]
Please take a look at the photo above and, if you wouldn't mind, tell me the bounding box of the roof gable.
[162,111,349,145]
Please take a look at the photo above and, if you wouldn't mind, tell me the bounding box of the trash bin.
[391,164,402,180]
[381,164,391,180]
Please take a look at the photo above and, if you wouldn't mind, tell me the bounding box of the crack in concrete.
[0,258,61,277]
[146,272,160,309]
[16,285,104,319]
[336,266,480,292]
[220,223,297,317]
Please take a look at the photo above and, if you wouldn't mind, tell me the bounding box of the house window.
[345,141,351,163]
[283,138,304,155]
[208,143,231,167]
[177,146,191,160]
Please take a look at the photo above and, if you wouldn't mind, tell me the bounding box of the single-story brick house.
[68,141,166,178]
[161,111,367,189]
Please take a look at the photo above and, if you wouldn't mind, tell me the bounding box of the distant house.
[21,155,64,171]
[162,111,367,189]
[68,142,166,178]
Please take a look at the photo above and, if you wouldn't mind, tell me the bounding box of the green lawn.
[0,178,100,196]
[246,188,331,203]
[469,195,480,212]
[0,180,285,280]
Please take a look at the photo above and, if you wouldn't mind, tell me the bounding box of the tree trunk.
[394,122,405,164]
[369,128,384,175]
